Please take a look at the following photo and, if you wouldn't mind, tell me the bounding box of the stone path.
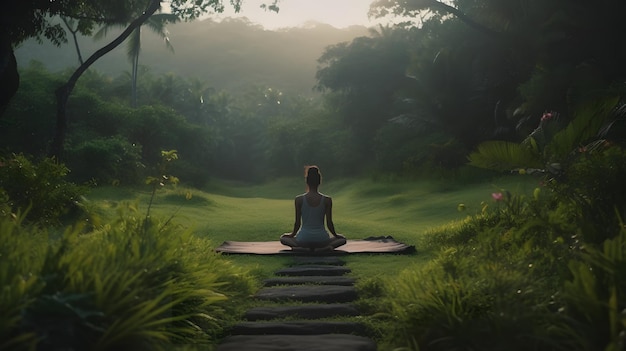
[217,256,377,351]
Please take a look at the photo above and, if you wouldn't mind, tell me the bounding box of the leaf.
[547,96,619,160]
[468,141,542,171]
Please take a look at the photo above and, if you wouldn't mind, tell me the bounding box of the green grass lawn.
[88,174,539,280]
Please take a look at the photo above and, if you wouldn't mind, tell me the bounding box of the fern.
[547,96,619,160]
[468,140,542,171]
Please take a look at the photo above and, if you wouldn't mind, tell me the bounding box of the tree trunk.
[49,0,161,159]
[0,34,19,117]
[131,38,139,108]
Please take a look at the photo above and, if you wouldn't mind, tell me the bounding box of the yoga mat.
[215,236,415,255]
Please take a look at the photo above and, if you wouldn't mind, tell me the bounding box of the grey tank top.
[296,194,330,243]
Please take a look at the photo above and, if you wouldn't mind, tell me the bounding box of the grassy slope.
[88,175,538,280]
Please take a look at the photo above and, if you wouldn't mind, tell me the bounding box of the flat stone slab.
[229,321,369,336]
[217,334,377,351]
[255,285,357,303]
[244,304,360,321]
[263,276,356,287]
[290,257,346,266]
[275,265,351,276]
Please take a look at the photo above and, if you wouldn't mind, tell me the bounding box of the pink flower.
[541,112,553,122]
[491,192,504,202]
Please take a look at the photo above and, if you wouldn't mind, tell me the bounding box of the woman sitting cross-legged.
[280,165,346,252]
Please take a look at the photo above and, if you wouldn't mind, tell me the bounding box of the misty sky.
[209,0,377,29]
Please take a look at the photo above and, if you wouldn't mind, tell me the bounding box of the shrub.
[0,153,87,225]
[66,136,144,185]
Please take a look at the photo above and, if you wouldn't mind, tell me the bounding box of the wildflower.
[491,192,504,201]
[541,111,553,122]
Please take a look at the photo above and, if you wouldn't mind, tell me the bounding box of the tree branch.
[49,0,162,159]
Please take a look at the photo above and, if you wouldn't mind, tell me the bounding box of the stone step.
[217,334,377,351]
[255,285,357,303]
[263,276,356,287]
[228,321,369,336]
[244,304,360,321]
[275,265,351,276]
[290,256,346,266]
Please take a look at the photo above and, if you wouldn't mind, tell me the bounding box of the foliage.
[67,136,144,185]
[0,212,46,350]
[556,224,626,351]
[145,149,181,225]
[94,12,180,107]
[316,26,413,154]
[376,99,626,350]
[0,61,62,155]
[0,153,87,225]
[469,96,626,244]
[0,204,256,350]
[377,183,598,350]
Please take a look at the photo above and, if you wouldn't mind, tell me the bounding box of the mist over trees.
[15,18,369,96]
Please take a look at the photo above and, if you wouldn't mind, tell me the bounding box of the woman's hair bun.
[305,165,321,186]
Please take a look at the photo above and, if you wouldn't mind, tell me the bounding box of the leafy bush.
[0,205,256,350]
[66,136,144,185]
[0,153,87,224]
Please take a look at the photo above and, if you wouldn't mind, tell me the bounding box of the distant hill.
[14,17,370,96]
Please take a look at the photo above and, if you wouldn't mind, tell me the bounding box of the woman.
[280,165,346,251]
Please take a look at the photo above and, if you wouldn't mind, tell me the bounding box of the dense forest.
[2,0,626,350]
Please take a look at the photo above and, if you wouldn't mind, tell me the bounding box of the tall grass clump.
[0,212,48,350]
[0,203,256,350]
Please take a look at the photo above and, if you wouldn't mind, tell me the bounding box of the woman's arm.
[288,196,303,236]
[325,196,340,237]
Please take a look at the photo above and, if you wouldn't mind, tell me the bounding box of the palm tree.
[96,12,179,107]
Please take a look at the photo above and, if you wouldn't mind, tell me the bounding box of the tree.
[369,0,501,38]
[95,12,180,107]
[315,26,413,157]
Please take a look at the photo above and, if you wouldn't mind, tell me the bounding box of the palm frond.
[93,23,128,41]
[145,14,179,53]
[548,96,620,159]
[126,28,141,61]
[468,140,542,171]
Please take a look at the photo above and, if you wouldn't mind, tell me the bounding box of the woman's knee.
[330,237,346,248]
[280,236,298,247]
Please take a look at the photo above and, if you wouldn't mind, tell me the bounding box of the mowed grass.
[88,175,539,279]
